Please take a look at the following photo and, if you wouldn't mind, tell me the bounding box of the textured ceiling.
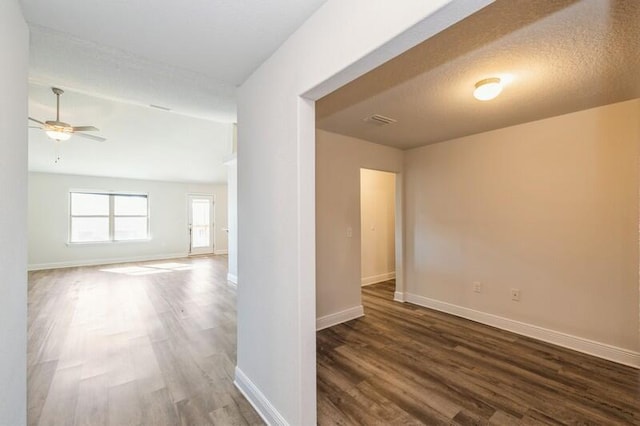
[28,84,233,183]
[316,0,640,149]
[22,0,327,121]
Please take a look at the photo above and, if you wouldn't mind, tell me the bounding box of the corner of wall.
[361,272,396,286]
[316,305,364,331]
[234,367,289,426]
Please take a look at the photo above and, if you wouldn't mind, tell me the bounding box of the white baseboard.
[405,293,640,369]
[227,273,238,287]
[234,367,288,426]
[361,271,396,286]
[28,252,188,271]
[316,305,364,331]
[214,249,229,255]
[394,291,405,302]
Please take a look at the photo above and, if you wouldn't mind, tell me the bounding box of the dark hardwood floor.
[317,281,640,425]
[28,260,640,425]
[28,256,263,426]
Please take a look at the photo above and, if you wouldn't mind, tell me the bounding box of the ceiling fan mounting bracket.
[52,87,64,96]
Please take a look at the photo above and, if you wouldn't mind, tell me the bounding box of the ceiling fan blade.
[29,117,45,125]
[75,132,106,142]
[28,126,42,129]
[72,126,99,132]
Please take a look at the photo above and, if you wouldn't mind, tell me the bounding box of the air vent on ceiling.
[364,114,397,126]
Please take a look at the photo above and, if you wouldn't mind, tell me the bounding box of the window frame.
[68,191,150,244]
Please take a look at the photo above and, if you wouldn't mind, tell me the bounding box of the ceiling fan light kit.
[45,129,71,141]
[29,87,106,142]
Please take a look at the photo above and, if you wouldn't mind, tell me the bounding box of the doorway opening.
[360,168,397,301]
[188,194,215,255]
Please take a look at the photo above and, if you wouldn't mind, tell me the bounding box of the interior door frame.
[187,193,215,255]
[357,168,404,302]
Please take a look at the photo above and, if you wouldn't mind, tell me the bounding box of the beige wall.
[316,130,402,319]
[360,169,396,285]
[404,99,640,352]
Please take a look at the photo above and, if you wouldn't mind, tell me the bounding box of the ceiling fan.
[29,87,106,142]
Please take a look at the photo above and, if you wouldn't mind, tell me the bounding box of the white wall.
[28,172,228,269]
[0,1,28,424]
[237,0,492,423]
[316,130,402,326]
[226,157,238,284]
[360,169,396,285]
[404,99,640,362]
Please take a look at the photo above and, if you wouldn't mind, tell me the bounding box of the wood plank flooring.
[29,261,640,425]
[28,256,263,426]
[317,281,640,425]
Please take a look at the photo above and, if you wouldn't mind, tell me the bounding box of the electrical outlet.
[511,288,521,301]
[473,281,482,293]
[346,227,353,238]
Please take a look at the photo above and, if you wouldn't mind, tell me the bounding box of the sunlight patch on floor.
[100,262,195,275]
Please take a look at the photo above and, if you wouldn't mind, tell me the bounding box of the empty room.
[3,0,640,425]
[315,0,640,424]
[26,83,240,423]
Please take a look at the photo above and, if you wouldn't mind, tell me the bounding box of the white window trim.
[68,191,150,244]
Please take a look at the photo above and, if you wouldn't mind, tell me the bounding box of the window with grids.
[69,192,149,243]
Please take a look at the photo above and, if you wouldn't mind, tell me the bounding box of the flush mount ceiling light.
[473,77,503,101]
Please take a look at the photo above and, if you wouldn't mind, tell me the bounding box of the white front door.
[188,195,214,255]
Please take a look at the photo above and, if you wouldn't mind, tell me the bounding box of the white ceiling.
[317,0,640,149]
[22,0,327,121]
[28,83,233,183]
[20,0,327,182]
[28,25,238,123]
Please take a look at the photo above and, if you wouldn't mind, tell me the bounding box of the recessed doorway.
[360,168,397,292]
